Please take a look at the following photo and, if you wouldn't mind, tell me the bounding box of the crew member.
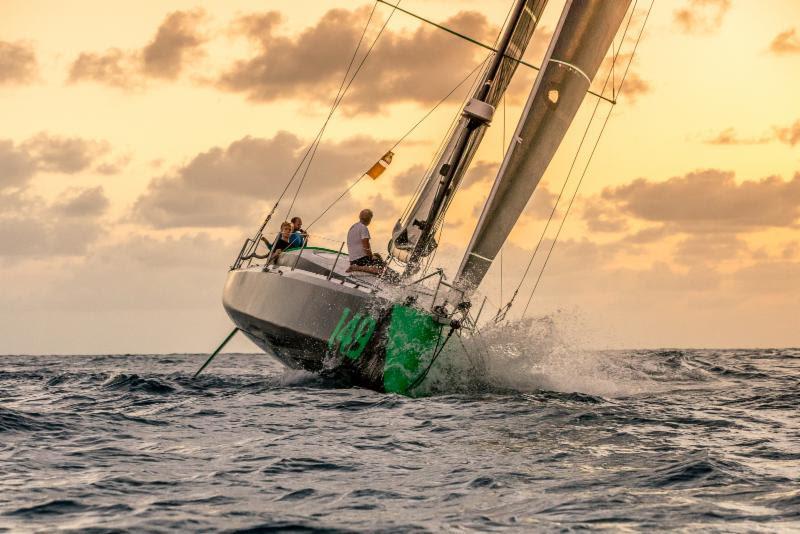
[289,216,308,248]
[347,209,385,274]
[267,221,294,261]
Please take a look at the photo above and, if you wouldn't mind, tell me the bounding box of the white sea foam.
[424,310,659,398]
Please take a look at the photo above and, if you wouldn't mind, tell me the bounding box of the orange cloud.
[703,127,770,145]
[68,9,207,87]
[0,133,121,190]
[0,40,37,85]
[0,186,109,260]
[218,8,496,112]
[673,0,731,35]
[132,132,389,229]
[600,169,800,233]
[769,28,800,55]
[774,119,800,147]
[704,119,800,147]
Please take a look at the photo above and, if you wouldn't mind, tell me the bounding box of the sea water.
[1,327,798,531]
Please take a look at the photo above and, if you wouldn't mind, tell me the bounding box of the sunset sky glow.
[1,0,799,353]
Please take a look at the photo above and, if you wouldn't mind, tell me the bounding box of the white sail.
[389,0,549,271]
[455,0,632,291]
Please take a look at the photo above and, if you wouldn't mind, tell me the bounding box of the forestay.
[455,0,632,292]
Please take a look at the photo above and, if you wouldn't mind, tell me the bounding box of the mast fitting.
[463,98,495,123]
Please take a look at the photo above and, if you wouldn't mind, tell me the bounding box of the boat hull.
[222,266,445,394]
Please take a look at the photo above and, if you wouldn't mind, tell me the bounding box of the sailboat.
[221,0,639,395]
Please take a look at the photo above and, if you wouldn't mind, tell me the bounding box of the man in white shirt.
[346,209,384,274]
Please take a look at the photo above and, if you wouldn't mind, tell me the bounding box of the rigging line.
[376,0,615,105]
[400,2,514,225]
[407,326,457,392]
[500,93,506,305]
[306,58,486,230]
[522,0,654,318]
[243,1,379,259]
[286,0,402,220]
[498,0,642,322]
[398,54,490,224]
[280,1,379,214]
[421,222,445,277]
[240,5,378,260]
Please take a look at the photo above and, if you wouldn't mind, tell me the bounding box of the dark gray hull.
[223,264,390,386]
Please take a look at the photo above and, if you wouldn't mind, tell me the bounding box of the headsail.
[389,0,549,273]
[455,0,632,292]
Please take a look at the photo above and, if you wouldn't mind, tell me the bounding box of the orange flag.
[365,151,394,180]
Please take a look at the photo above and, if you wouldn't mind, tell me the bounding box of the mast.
[390,0,549,275]
[455,0,632,292]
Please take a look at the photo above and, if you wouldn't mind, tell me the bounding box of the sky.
[1,0,799,354]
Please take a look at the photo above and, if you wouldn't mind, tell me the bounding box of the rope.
[286,1,402,220]
[500,94,506,305]
[521,0,655,317]
[240,3,380,260]
[306,58,487,231]
[398,53,490,225]
[407,326,457,392]
[281,2,379,219]
[376,0,614,104]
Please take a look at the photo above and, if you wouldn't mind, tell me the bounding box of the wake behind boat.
[217,0,650,395]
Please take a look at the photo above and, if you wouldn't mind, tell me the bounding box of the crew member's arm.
[361,238,372,258]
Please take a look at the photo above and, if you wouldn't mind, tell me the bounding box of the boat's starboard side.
[383,305,444,395]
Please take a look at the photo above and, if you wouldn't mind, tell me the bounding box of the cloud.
[703,127,770,146]
[600,169,800,232]
[673,0,731,34]
[674,234,747,265]
[623,225,670,244]
[0,140,37,188]
[461,160,498,189]
[617,72,650,102]
[1,133,121,189]
[704,120,800,147]
[142,10,207,79]
[0,186,109,260]
[69,49,139,88]
[592,46,653,103]
[95,155,132,175]
[774,119,800,147]
[42,233,237,311]
[133,131,389,229]
[0,40,38,85]
[51,186,110,217]
[68,9,206,87]
[732,260,800,295]
[582,201,629,232]
[20,133,110,174]
[769,28,800,55]
[218,8,496,112]
[392,164,426,196]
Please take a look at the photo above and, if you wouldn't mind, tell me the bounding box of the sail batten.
[455,0,632,292]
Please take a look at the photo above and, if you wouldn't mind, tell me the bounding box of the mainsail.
[455,0,632,292]
[389,0,549,273]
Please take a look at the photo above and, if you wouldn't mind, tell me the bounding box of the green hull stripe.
[383,305,442,395]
